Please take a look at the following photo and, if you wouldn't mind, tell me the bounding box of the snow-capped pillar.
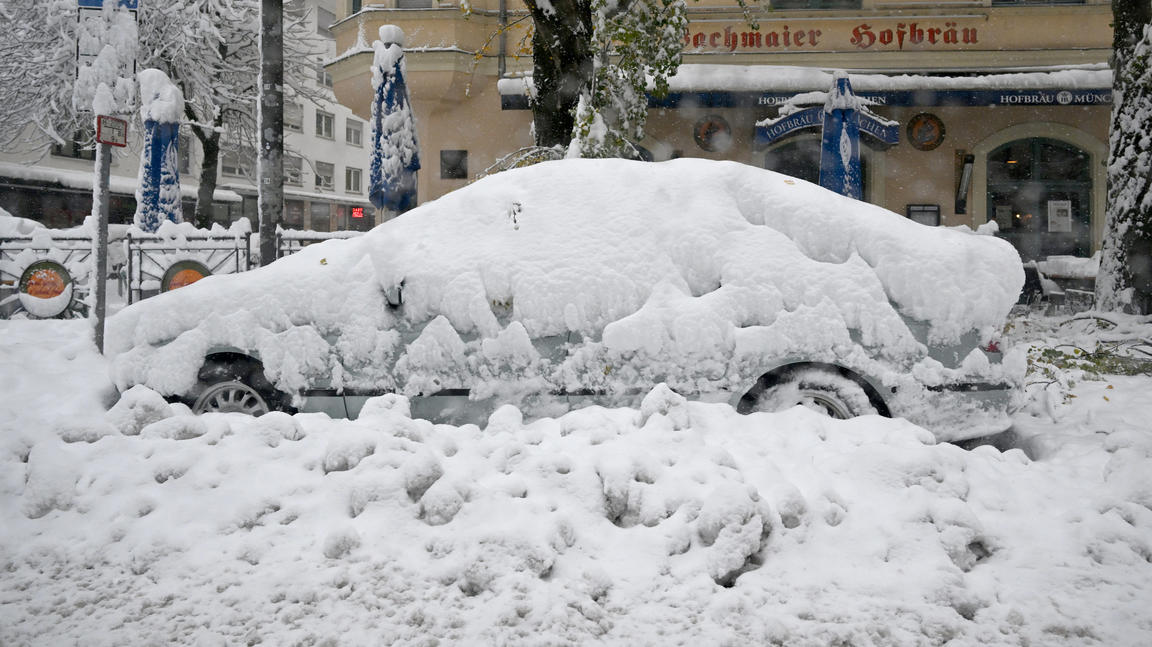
[369,26,421,223]
[134,69,185,232]
[819,72,863,201]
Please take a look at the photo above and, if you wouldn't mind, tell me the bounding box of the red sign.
[96,115,128,147]
[352,207,364,219]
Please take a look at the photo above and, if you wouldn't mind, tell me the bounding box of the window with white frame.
[221,148,254,177]
[315,161,335,191]
[315,110,334,138]
[316,62,333,88]
[345,167,362,193]
[316,7,335,37]
[284,155,303,185]
[285,102,303,132]
[346,119,363,146]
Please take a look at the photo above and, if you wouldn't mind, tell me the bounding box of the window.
[346,119,363,146]
[221,148,254,177]
[285,103,303,132]
[178,134,191,174]
[346,167,362,193]
[349,0,362,13]
[440,150,468,179]
[906,204,941,227]
[397,0,435,6]
[315,111,334,138]
[986,138,1093,260]
[316,7,335,37]
[771,0,859,7]
[315,161,335,190]
[284,200,305,229]
[284,155,303,185]
[316,62,333,88]
[51,129,96,161]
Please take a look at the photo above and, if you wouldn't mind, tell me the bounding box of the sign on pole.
[96,115,128,147]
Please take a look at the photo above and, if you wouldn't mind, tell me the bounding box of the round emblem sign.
[906,113,945,151]
[693,115,733,152]
[161,260,211,292]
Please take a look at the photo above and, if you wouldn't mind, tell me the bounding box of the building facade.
[0,0,375,233]
[327,0,1113,261]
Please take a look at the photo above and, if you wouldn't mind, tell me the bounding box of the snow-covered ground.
[1,311,1151,646]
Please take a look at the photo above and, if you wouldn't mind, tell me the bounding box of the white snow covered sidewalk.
[2,319,1152,646]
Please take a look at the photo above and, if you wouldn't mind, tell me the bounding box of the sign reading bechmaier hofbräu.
[683,14,1109,54]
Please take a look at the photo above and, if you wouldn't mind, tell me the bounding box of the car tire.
[190,359,292,416]
[738,366,879,419]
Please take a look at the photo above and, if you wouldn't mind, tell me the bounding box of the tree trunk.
[1096,2,1152,314]
[526,0,594,148]
[192,121,221,229]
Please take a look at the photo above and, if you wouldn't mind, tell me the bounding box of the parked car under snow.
[106,159,1025,441]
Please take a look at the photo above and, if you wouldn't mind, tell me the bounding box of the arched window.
[764,135,871,199]
[986,138,1091,260]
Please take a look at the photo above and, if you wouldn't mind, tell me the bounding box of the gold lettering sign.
[683,19,987,53]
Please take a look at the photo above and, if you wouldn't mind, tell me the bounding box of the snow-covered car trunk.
[105,159,1025,440]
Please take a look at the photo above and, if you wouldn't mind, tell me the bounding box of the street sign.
[96,115,128,147]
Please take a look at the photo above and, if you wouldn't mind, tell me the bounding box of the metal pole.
[93,138,111,353]
[259,0,284,267]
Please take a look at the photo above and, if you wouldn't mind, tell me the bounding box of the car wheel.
[192,380,271,416]
[190,358,292,416]
[738,367,879,419]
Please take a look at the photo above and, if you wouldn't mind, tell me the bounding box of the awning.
[499,65,1113,110]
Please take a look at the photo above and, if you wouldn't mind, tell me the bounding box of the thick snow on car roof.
[366,158,1021,341]
[106,158,1022,396]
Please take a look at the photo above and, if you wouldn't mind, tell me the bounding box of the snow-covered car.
[106,159,1025,441]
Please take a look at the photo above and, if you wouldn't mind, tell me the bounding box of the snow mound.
[3,390,1151,645]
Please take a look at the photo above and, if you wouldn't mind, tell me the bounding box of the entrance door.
[986,138,1092,261]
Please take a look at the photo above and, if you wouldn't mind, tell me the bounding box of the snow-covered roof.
[497,65,1112,96]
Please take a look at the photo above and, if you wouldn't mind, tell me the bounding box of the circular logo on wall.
[906,113,946,151]
[693,115,733,152]
[1057,91,1073,105]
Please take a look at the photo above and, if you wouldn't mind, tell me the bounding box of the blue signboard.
[755,104,899,148]
[78,0,139,8]
[503,88,1111,112]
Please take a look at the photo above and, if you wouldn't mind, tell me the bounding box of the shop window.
[349,0,362,14]
[315,110,334,138]
[986,138,1092,260]
[345,167,362,193]
[346,119,363,146]
[315,161,335,190]
[310,202,332,231]
[51,129,96,161]
[284,155,304,185]
[771,0,860,8]
[397,0,435,7]
[284,200,305,229]
[991,0,1083,5]
[285,102,304,132]
[440,150,468,179]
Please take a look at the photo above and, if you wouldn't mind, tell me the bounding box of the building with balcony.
[327,0,1114,261]
[0,0,375,233]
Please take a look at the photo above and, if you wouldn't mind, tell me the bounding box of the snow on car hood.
[106,159,1023,396]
